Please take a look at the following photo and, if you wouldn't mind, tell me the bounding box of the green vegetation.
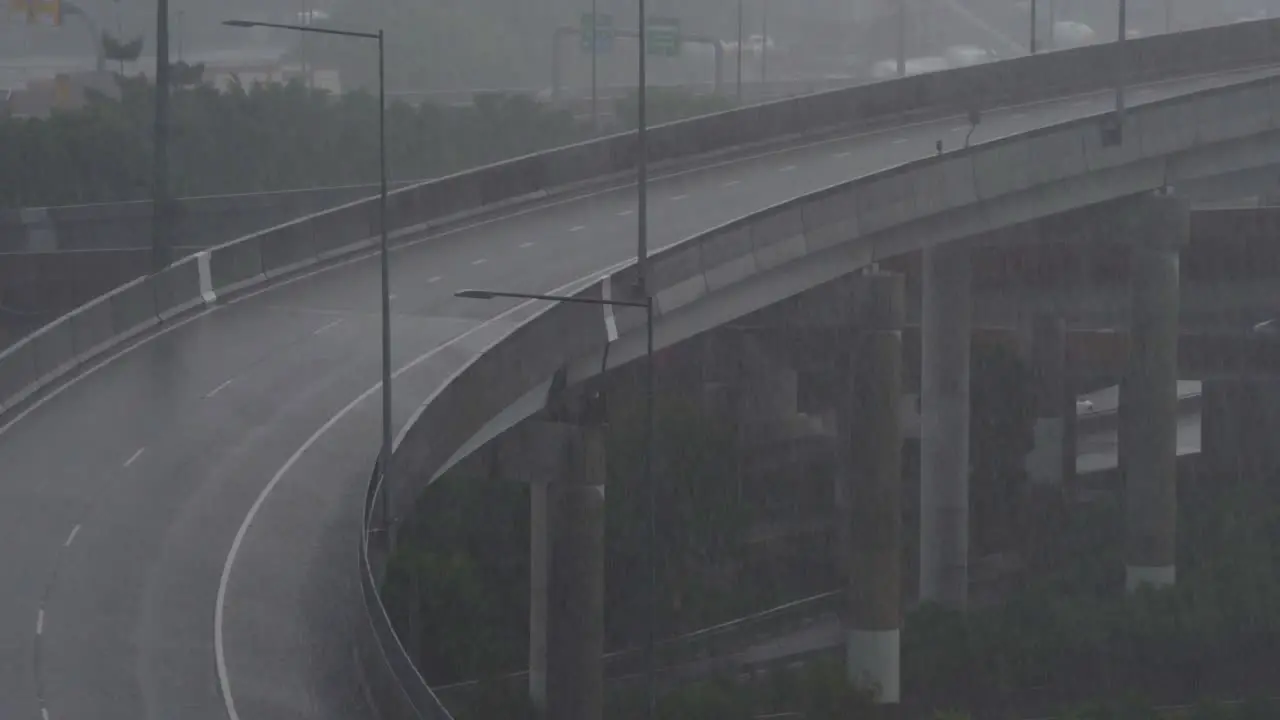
[0,77,582,208]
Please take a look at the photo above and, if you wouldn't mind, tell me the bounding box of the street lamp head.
[222,19,258,28]
[455,289,497,300]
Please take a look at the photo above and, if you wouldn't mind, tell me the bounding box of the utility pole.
[152,0,173,272]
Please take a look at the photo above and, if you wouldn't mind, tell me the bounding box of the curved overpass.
[3,20,1280,720]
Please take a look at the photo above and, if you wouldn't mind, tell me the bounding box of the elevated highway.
[5,18,1280,720]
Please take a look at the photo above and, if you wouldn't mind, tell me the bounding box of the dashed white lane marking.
[1073,99,1091,106]
[36,609,44,635]
[951,126,966,132]
[832,151,851,158]
[41,707,49,720]
[313,319,343,336]
[124,448,145,468]
[617,209,634,216]
[520,242,535,248]
[471,258,487,266]
[206,378,235,398]
[64,524,80,547]
[569,225,586,232]
[892,138,908,144]
[723,180,741,187]
[1012,112,1027,119]
[428,276,442,283]
[779,165,797,172]
[670,193,689,201]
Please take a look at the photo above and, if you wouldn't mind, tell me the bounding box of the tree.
[101,31,143,74]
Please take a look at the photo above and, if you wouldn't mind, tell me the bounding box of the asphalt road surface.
[0,66,1273,720]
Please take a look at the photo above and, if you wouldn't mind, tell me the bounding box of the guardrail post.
[529,385,608,720]
[1121,192,1188,593]
[841,269,905,705]
[919,242,972,610]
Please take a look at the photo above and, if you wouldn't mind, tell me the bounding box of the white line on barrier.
[124,448,145,468]
[64,525,80,547]
[471,258,487,266]
[197,251,218,305]
[206,378,235,398]
[36,609,43,635]
[313,319,343,336]
[601,275,619,342]
[214,250,648,720]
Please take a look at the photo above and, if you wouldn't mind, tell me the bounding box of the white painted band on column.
[528,668,547,710]
[600,276,619,342]
[1026,418,1065,485]
[845,628,900,704]
[197,251,218,305]
[1126,564,1176,591]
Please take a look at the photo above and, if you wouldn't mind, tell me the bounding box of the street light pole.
[1116,0,1127,115]
[454,285,657,720]
[736,0,743,104]
[760,0,768,83]
[637,0,649,295]
[152,0,172,272]
[377,28,392,530]
[590,0,599,134]
[1030,0,1037,54]
[223,18,392,527]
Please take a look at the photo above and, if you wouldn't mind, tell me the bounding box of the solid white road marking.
[670,194,689,201]
[569,225,586,232]
[36,609,43,635]
[520,242,535,248]
[892,138,907,144]
[779,165,797,172]
[214,250,652,720]
[428,276,442,283]
[471,258,487,265]
[832,151,851,158]
[313,319,343,336]
[64,525,80,547]
[723,180,741,187]
[124,448,145,468]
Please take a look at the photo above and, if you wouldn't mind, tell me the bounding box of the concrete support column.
[919,243,972,609]
[527,392,607,720]
[740,331,800,421]
[1122,194,1188,593]
[1024,313,1075,488]
[840,270,905,704]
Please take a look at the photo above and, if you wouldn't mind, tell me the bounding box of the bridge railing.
[363,56,1280,720]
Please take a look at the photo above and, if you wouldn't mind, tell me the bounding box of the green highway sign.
[580,11,615,54]
[646,15,681,57]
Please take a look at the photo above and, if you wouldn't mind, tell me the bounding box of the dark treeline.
[0,76,584,209]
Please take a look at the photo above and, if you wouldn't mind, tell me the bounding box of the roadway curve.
[1,67,1276,720]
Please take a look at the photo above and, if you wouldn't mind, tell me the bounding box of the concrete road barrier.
[154,256,208,321]
[208,235,267,298]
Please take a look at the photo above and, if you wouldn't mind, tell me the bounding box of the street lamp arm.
[456,289,650,309]
[222,19,380,40]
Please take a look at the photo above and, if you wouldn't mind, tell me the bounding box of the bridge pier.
[528,389,607,720]
[1021,313,1076,489]
[1120,193,1188,593]
[839,270,905,704]
[919,242,972,609]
